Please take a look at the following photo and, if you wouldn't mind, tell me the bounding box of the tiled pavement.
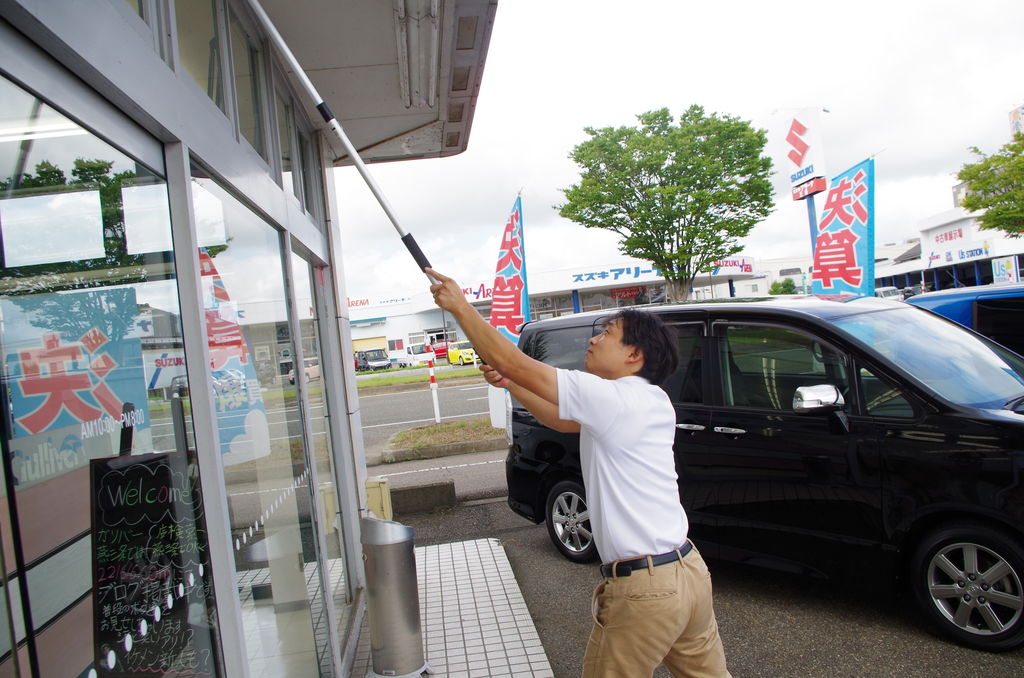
[351,539,554,678]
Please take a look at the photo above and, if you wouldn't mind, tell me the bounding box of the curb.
[381,436,507,464]
[391,481,458,516]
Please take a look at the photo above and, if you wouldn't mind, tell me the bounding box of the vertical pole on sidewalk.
[429,360,440,423]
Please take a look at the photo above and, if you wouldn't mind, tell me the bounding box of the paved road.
[405,499,1024,678]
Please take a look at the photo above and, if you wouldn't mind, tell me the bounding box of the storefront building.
[874,208,1023,291]
[347,257,760,355]
[0,1,495,676]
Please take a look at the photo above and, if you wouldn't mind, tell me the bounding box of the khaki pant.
[582,547,731,678]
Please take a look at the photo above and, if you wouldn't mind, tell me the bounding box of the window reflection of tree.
[1,159,227,337]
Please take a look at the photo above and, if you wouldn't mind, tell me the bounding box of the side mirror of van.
[793,384,844,413]
[793,384,849,433]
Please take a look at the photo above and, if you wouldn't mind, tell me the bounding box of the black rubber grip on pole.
[401,233,432,272]
[316,102,334,123]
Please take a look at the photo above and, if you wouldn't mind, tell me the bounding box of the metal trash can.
[360,516,429,678]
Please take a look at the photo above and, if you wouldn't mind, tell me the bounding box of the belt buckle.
[602,561,633,578]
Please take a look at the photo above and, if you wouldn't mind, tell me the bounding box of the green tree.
[557,106,774,301]
[769,278,798,295]
[957,132,1024,238]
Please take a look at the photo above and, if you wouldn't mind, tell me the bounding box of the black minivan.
[504,295,1024,651]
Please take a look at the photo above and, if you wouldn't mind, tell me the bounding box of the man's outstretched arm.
[481,365,579,433]
[428,268,559,406]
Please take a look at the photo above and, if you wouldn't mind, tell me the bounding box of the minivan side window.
[663,323,705,404]
[858,366,915,418]
[718,324,849,410]
[524,325,596,370]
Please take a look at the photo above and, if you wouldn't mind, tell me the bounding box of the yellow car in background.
[447,341,478,365]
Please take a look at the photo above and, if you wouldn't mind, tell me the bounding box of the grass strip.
[389,416,501,448]
[357,367,481,389]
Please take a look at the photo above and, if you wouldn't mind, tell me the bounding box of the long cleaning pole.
[247,0,435,279]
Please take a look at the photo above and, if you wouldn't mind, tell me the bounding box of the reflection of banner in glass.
[488,196,531,343]
[811,159,875,296]
[199,250,270,465]
[2,287,150,440]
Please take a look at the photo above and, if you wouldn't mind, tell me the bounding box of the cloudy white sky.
[333,0,1024,300]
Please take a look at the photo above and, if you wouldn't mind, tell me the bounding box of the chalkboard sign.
[90,451,222,677]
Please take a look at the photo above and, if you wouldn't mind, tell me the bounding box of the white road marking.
[361,411,489,429]
[377,458,504,478]
[359,389,430,399]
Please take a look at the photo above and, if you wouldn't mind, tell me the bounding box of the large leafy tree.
[558,106,774,301]
[957,132,1024,238]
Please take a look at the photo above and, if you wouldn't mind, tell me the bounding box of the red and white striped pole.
[429,360,440,423]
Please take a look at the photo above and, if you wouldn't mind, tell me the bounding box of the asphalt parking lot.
[404,498,1024,678]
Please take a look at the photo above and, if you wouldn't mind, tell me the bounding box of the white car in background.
[393,343,435,367]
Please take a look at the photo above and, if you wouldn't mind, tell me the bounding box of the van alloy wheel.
[545,480,597,563]
[912,523,1024,651]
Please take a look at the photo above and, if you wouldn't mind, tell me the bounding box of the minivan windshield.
[364,349,387,360]
[834,306,1024,409]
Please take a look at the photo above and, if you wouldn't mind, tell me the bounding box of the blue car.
[905,282,1024,355]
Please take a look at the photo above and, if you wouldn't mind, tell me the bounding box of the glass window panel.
[290,252,352,659]
[523,326,595,371]
[276,95,294,194]
[123,182,175,254]
[719,325,849,410]
[191,170,331,676]
[580,289,614,311]
[174,0,225,112]
[297,130,321,216]
[0,75,221,677]
[859,366,915,418]
[664,324,705,404]
[230,11,266,159]
[1,190,105,265]
[294,130,308,205]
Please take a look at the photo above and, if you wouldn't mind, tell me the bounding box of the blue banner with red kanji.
[811,158,875,296]
[3,288,150,441]
[488,196,531,342]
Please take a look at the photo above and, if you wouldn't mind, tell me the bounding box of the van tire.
[545,480,597,563]
[909,522,1024,651]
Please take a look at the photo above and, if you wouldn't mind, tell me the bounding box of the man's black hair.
[606,308,679,385]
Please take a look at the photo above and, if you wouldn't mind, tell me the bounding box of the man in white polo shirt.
[427,268,731,678]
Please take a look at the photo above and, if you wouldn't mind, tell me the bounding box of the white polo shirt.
[556,368,688,562]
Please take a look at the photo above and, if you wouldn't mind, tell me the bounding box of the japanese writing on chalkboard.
[90,452,222,677]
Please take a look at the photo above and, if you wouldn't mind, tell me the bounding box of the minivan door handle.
[675,423,706,431]
[714,426,747,435]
